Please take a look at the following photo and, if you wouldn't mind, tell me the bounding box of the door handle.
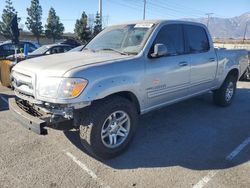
[179,61,188,67]
[209,58,216,62]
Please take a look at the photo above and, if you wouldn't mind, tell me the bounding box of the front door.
[144,24,191,110]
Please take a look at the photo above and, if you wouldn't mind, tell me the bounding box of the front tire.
[213,75,237,107]
[79,96,138,159]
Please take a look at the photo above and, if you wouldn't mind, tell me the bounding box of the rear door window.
[28,45,36,52]
[2,44,15,51]
[63,46,73,52]
[184,25,210,53]
[50,46,62,54]
[17,43,24,52]
[24,43,37,52]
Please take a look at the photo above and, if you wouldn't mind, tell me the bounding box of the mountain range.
[185,12,250,39]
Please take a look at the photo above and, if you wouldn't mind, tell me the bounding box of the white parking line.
[226,137,250,161]
[193,171,218,188]
[193,136,250,188]
[0,96,9,104]
[65,151,110,188]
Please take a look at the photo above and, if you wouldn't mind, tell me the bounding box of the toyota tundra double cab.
[9,20,249,159]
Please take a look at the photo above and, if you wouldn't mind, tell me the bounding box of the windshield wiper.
[97,48,129,55]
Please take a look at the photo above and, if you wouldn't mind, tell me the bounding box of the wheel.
[79,96,138,159]
[213,75,237,107]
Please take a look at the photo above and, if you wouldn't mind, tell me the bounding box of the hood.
[13,51,129,77]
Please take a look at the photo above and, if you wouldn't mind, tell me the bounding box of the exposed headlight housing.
[38,77,88,99]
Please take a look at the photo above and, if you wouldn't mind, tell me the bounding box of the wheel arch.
[102,91,141,114]
[226,68,239,80]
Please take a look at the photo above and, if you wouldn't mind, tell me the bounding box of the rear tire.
[79,96,138,159]
[213,75,237,107]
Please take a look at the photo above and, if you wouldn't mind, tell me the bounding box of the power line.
[128,0,206,18]
[147,1,204,18]
[107,0,143,12]
[121,0,185,19]
[107,0,168,20]
[146,2,189,18]
[156,0,207,15]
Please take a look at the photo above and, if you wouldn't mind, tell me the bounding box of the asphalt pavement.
[0,82,250,188]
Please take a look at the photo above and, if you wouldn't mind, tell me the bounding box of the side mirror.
[151,43,168,58]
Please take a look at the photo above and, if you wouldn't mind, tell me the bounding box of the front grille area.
[12,71,34,97]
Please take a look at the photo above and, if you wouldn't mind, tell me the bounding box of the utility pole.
[206,13,214,28]
[99,0,102,26]
[243,22,248,44]
[143,0,146,20]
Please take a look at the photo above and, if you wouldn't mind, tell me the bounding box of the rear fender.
[217,59,239,88]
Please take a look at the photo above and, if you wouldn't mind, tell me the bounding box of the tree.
[93,12,102,37]
[26,0,43,43]
[45,7,64,43]
[0,0,18,39]
[74,12,91,44]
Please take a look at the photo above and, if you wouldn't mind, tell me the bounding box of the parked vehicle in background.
[10,20,249,159]
[240,51,250,80]
[0,40,38,59]
[60,39,82,47]
[7,43,74,62]
[0,44,74,87]
[68,45,85,52]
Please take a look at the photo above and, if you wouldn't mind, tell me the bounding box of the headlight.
[58,78,88,98]
[38,77,88,99]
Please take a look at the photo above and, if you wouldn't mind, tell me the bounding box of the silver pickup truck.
[9,20,249,159]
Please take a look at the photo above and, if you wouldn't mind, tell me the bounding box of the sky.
[0,0,249,32]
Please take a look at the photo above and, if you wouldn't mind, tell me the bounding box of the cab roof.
[111,20,206,28]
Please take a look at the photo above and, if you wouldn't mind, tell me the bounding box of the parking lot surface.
[0,82,250,188]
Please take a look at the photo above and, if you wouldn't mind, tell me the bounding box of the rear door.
[184,24,217,93]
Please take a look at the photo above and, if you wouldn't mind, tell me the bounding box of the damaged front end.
[9,69,91,135]
[9,97,76,135]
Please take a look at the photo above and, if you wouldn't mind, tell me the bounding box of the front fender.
[82,75,142,102]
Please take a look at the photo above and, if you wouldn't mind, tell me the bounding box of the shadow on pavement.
[0,93,16,112]
[63,87,250,171]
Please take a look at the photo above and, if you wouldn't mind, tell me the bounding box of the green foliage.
[45,7,64,42]
[74,12,92,44]
[0,0,18,39]
[93,12,102,37]
[26,0,43,43]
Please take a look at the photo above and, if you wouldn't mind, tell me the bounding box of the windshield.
[30,45,49,55]
[85,24,155,55]
[69,45,84,52]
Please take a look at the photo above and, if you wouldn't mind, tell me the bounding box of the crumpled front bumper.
[9,98,48,135]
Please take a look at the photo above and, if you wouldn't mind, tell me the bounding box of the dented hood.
[12,51,129,77]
